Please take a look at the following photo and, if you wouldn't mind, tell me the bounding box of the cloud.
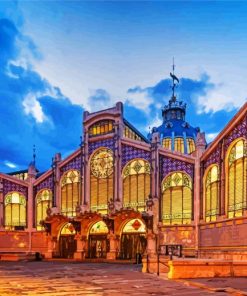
[0,18,83,172]
[87,89,112,112]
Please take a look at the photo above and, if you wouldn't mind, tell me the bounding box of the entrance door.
[58,223,76,258]
[59,235,76,258]
[119,218,147,260]
[88,235,109,258]
[120,233,146,260]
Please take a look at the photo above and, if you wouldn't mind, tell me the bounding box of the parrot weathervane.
[170,58,179,101]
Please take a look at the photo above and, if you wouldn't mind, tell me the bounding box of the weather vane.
[170,57,179,101]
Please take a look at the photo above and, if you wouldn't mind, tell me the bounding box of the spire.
[169,57,179,102]
[32,144,36,166]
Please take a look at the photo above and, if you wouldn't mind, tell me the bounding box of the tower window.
[174,138,184,153]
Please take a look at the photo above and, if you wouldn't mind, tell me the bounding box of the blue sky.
[0,1,246,172]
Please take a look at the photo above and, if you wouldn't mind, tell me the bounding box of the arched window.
[187,138,196,154]
[89,120,114,137]
[174,138,184,153]
[227,139,247,218]
[204,165,220,222]
[61,170,80,217]
[4,192,26,230]
[162,138,172,150]
[36,189,52,230]
[161,172,192,225]
[123,159,150,212]
[90,148,114,214]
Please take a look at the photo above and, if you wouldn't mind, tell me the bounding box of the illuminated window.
[227,139,247,218]
[90,221,109,234]
[36,189,52,230]
[60,223,76,235]
[161,172,192,225]
[61,170,80,217]
[124,125,142,141]
[4,192,26,230]
[162,138,172,150]
[187,138,196,154]
[123,159,150,212]
[122,219,146,233]
[174,138,184,153]
[204,165,220,222]
[89,120,114,137]
[90,148,114,214]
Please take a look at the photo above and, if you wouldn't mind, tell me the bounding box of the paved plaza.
[0,261,245,296]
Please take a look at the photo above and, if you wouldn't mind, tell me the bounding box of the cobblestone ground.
[0,261,228,296]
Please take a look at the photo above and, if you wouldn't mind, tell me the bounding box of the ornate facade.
[0,85,246,263]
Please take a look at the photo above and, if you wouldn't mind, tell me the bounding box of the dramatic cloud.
[0,19,83,172]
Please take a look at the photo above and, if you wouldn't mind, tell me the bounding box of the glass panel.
[90,221,108,234]
[122,219,146,233]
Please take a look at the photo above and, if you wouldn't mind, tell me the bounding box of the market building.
[0,71,246,268]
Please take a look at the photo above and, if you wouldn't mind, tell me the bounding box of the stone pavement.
[0,261,230,296]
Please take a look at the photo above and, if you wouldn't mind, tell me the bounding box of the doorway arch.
[88,221,109,258]
[58,223,76,258]
[120,218,147,260]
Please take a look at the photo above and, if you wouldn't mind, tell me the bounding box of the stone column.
[0,178,4,230]
[54,153,61,213]
[146,230,156,256]
[194,132,206,257]
[74,235,87,260]
[106,231,117,260]
[27,163,37,252]
[44,234,53,259]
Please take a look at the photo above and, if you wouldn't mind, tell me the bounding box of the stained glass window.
[4,192,26,230]
[122,219,146,233]
[36,189,52,230]
[187,138,196,154]
[60,223,76,235]
[61,170,80,217]
[162,138,172,150]
[161,172,192,225]
[89,120,114,137]
[204,165,220,222]
[90,148,114,214]
[122,159,151,212]
[227,139,247,218]
[174,138,185,153]
[90,221,109,234]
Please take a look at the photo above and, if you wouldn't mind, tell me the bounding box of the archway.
[58,223,76,258]
[88,221,109,259]
[120,218,147,260]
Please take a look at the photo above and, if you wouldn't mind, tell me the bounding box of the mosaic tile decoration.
[122,144,151,168]
[88,138,115,156]
[204,145,221,169]
[34,174,54,197]
[159,155,194,180]
[60,154,82,174]
[2,178,28,198]
[225,114,247,150]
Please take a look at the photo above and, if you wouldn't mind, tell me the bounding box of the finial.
[33,144,36,166]
[169,57,179,101]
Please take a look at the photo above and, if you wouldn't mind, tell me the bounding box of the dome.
[149,68,201,154]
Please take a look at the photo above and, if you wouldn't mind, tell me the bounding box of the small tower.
[28,145,37,179]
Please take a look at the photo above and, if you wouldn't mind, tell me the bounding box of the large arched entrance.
[58,223,76,258]
[88,221,109,259]
[120,218,147,260]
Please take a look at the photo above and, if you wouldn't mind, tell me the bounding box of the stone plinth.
[142,255,169,274]
[167,259,247,279]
